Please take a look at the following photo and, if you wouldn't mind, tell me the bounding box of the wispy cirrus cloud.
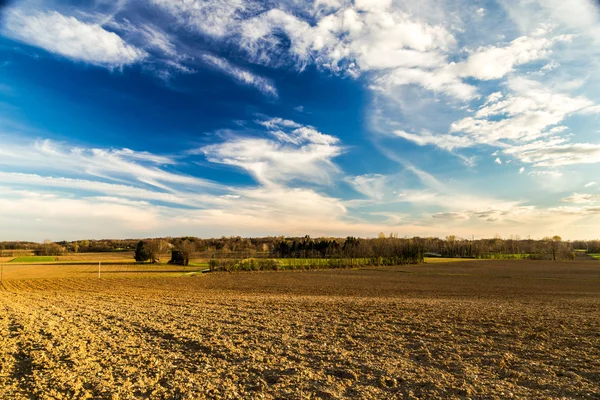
[150,0,256,39]
[561,192,600,204]
[345,174,390,201]
[201,55,278,97]
[0,139,219,192]
[507,142,600,167]
[392,129,474,151]
[0,131,358,240]
[1,130,600,240]
[2,9,146,67]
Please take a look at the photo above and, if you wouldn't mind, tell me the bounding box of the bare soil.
[55,252,135,262]
[0,260,599,399]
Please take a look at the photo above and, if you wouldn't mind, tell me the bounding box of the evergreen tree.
[134,241,150,263]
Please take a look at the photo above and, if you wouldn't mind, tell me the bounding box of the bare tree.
[171,240,195,266]
[146,239,169,263]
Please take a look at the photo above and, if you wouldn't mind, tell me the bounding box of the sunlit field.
[1,259,599,399]
[9,256,57,263]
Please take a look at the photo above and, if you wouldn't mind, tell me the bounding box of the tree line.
[2,234,598,262]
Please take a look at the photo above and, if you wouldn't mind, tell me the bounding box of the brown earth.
[0,260,599,399]
[0,264,194,280]
[55,252,135,262]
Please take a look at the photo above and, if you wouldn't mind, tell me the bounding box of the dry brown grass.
[423,257,484,263]
[55,251,136,262]
[0,260,599,399]
[0,263,196,280]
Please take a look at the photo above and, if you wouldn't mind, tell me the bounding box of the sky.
[1,0,600,241]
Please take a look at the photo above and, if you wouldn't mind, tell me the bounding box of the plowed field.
[1,260,599,399]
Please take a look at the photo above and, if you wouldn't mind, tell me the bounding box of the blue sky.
[1,0,600,241]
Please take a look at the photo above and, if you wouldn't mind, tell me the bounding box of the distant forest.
[1,234,598,262]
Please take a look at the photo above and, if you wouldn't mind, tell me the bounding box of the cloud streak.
[2,9,146,67]
[201,55,278,97]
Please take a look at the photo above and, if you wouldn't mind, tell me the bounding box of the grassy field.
[590,253,600,260]
[9,256,56,263]
[484,253,533,259]
[55,251,136,262]
[226,257,412,271]
[0,259,599,399]
[423,257,480,263]
[0,263,206,280]
[0,252,168,265]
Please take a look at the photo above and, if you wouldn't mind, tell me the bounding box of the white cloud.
[145,0,600,164]
[107,19,177,57]
[232,185,347,221]
[148,0,592,107]
[0,133,356,240]
[439,75,600,168]
[100,17,197,78]
[4,1,600,240]
[150,0,255,39]
[201,138,340,185]
[260,118,339,145]
[2,133,600,240]
[355,165,600,237]
[396,189,488,210]
[494,157,502,164]
[451,77,596,145]
[256,117,301,129]
[0,172,232,208]
[198,119,342,185]
[238,4,454,73]
[393,129,473,151]
[585,181,598,188]
[201,54,278,97]
[527,170,563,177]
[561,192,600,204]
[394,164,522,212]
[432,212,470,220]
[507,141,600,167]
[0,187,162,234]
[0,139,218,192]
[235,6,572,101]
[346,174,389,201]
[2,9,146,67]
[485,92,503,105]
[541,60,560,71]
[506,0,600,42]
[372,67,477,100]
[451,35,571,81]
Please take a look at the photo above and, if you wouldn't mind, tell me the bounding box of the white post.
[98,261,101,278]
